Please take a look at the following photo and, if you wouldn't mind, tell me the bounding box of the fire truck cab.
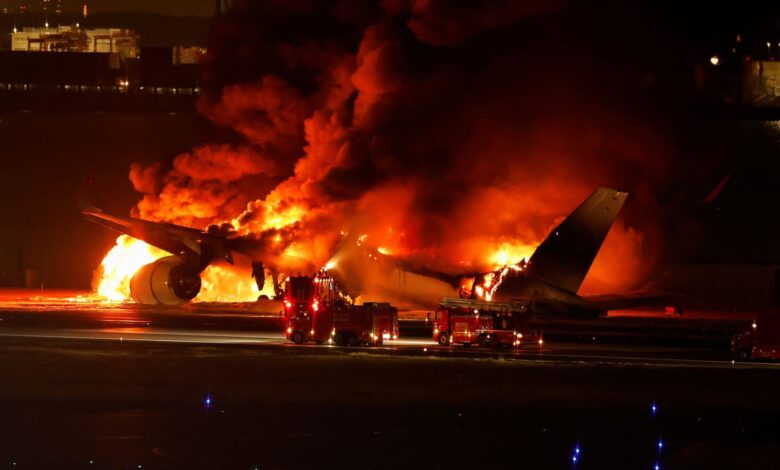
[433,298,541,348]
[282,275,322,344]
[282,275,318,317]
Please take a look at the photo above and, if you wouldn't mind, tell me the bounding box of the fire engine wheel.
[315,340,325,345]
[334,332,347,347]
[737,348,751,361]
[347,334,359,347]
[291,331,305,344]
[438,333,449,346]
[477,335,487,347]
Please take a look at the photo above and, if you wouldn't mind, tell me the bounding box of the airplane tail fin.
[526,187,628,294]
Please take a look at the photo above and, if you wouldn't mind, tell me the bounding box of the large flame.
[95,235,278,303]
[95,235,169,301]
[488,242,535,269]
[199,264,277,302]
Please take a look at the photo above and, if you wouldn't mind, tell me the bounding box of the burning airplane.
[79,2,679,309]
[83,186,657,317]
[324,187,660,316]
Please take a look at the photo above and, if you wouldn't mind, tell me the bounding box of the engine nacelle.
[130,256,202,305]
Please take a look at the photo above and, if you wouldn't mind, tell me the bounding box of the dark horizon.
[2,0,215,17]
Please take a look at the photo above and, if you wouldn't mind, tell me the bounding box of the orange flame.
[467,243,535,302]
[489,242,534,269]
[199,264,276,302]
[95,235,276,303]
[95,235,168,301]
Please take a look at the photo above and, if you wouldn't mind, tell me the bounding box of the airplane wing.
[81,205,208,260]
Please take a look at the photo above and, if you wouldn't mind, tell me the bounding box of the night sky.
[6,0,214,17]
[82,1,213,16]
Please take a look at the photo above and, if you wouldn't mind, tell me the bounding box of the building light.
[710,56,719,66]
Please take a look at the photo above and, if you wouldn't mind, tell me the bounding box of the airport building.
[0,29,203,111]
[2,26,139,58]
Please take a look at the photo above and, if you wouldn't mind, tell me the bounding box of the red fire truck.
[732,313,780,360]
[432,297,541,348]
[286,299,399,346]
[281,275,319,320]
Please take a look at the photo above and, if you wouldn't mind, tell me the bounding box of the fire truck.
[282,272,399,346]
[732,313,780,360]
[432,297,541,348]
[281,272,399,346]
[286,300,399,346]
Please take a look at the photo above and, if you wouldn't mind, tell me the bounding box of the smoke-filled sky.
[99,1,780,294]
[4,0,780,290]
[128,0,748,295]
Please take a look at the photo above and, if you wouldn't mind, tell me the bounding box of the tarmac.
[0,289,776,468]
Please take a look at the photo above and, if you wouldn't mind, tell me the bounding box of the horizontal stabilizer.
[583,293,676,311]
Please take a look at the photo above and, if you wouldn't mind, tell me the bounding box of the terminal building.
[0,25,203,111]
[2,26,139,58]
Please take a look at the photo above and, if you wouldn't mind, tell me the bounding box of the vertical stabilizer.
[526,188,628,293]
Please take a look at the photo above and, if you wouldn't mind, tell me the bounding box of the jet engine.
[130,256,202,305]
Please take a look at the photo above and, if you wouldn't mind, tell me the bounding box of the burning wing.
[82,206,209,261]
[82,203,244,305]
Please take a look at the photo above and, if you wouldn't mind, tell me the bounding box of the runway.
[0,290,779,468]
[0,289,765,369]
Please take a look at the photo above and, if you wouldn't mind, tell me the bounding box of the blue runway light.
[204,393,212,408]
[575,444,580,455]
[651,402,657,416]
[572,455,577,464]
[658,439,663,450]
[654,463,660,470]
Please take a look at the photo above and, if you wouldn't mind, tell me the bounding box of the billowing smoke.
[127,0,710,296]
